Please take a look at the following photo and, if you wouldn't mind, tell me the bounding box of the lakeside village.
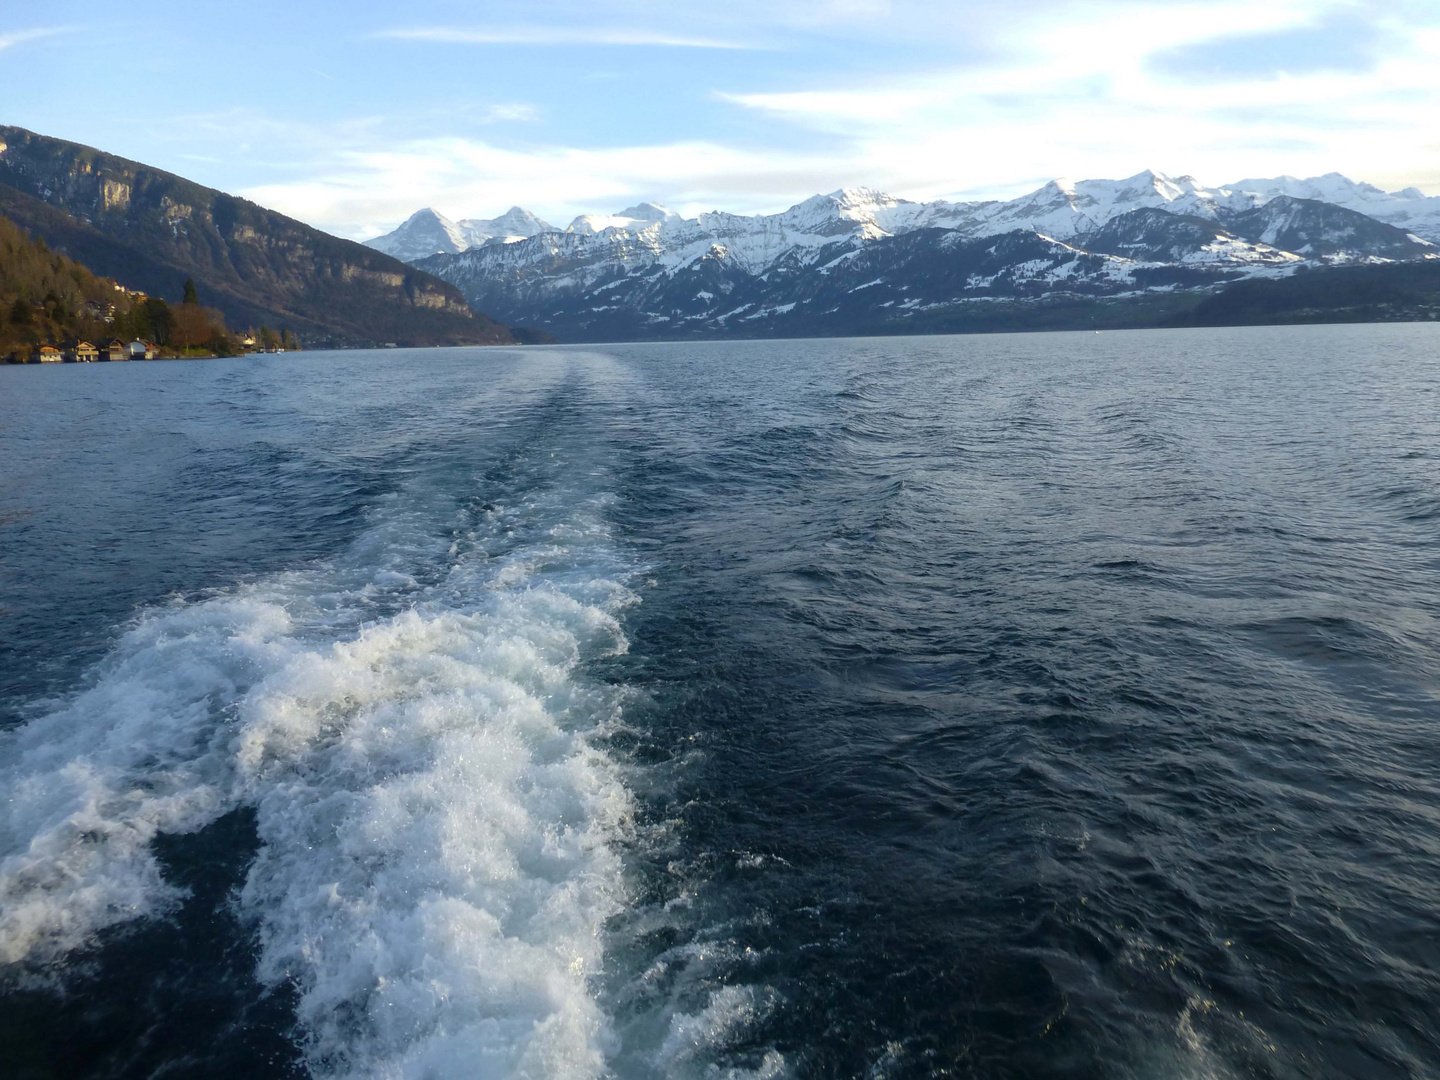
[6,279,300,364]
[1,217,299,363]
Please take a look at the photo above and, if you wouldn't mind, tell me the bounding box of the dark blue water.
[2,325,1438,1080]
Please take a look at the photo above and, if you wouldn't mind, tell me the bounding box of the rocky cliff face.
[0,126,518,347]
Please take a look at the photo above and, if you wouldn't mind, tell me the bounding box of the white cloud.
[480,103,542,123]
[717,0,1440,197]
[0,26,68,51]
[218,0,1440,236]
[373,26,761,49]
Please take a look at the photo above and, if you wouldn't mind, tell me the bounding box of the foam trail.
[0,482,638,1079]
[0,596,293,964]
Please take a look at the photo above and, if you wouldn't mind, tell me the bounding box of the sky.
[3,0,1439,241]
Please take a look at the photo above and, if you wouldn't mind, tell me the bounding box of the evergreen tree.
[9,298,30,325]
[183,278,198,305]
[144,297,174,345]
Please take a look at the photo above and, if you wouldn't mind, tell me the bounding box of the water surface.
[2,325,1438,1079]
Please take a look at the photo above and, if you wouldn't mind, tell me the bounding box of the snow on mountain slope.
[428,211,1401,345]
[368,169,1438,269]
[411,171,1427,293]
[416,225,1161,342]
[936,170,1440,244]
[370,169,1438,275]
[544,191,920,277]
[937,171,1221,240]
[385,167,1435,343]
[1221,197,1435,262]
[1081,208,1301,267]
[1224,174,1440,242]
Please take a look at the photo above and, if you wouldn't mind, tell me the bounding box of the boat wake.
[0,476,638,1078]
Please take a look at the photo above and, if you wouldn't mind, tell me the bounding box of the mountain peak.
[467,206,555,236]
[366,207,469,259]
[1113,169,1187,197]
[616,202,679,222]
[829,186,901,203]
[400,207,459,229]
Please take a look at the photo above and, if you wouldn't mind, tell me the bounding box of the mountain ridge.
[0,125,524,347]
[365,168,1440,259]
[409,175,1437,343]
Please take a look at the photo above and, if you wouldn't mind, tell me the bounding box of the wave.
[0,481,639,1079]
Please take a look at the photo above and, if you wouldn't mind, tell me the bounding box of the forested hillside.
[0,215,237,359]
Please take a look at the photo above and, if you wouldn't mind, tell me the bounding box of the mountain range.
[0,126,531,347]
[4,123,1435,350]
[374,170,1438,341]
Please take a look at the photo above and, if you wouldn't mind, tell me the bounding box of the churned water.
[1,325,1438,1079]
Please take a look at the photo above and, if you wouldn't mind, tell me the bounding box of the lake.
[2,324,1438,1079]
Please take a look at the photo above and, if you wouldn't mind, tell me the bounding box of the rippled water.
[1,325,1438,1079]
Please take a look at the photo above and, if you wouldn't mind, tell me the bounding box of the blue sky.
[4,0,1438,240]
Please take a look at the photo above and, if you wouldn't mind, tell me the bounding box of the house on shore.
[128,340,156,360]
[102,339,128,361]
[72,341,99,362]
[33,345,63,363]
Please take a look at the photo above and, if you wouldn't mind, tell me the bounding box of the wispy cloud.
[374,26,761,50]
[713,0,1440,197]
[0,26,69,51]
[89,0,1439,241]
[480,103,541,123]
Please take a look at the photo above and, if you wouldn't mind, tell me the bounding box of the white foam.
[0,483,640,1079]
[0,596,294,965]
[238,596,633,1079]
[657,986,787,1080]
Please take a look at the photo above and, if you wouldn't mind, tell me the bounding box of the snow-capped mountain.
[421,225,1161,342]
[363,208,470,261]
[873,170,1440,244]
[364,206,554,261]
[1223,173,1440,241]
[1222,196,1433,261]
[567,202,684,235]
[371,170,1439,267]
[465,206,554,244]
[398,169,1436,341]
[1080,208,1302,267]
[1082,200,1430,266]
